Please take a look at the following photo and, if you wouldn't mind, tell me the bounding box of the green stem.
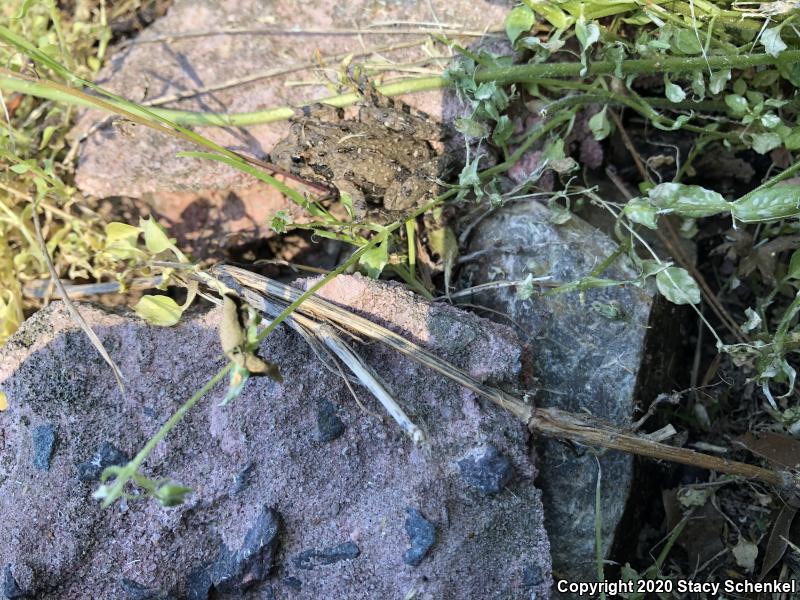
[100,363,231,507]
[474,50,800,86]
[4,46,798,127]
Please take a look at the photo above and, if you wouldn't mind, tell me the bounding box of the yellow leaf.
[139,216,173,254]
[134,294,183,326]
[0,391,7,411]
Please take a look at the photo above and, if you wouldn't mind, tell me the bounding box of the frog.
[270,86,455,223]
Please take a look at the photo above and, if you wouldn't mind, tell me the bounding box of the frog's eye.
[290,154,305,165]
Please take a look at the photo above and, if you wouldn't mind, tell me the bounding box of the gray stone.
[0,275,552,599]
[458,444,513,496]
[120,578,172,600]
[292,542,361,570]
[403,508,436,567]
[77,441,129,482]
[31,424,55,471]
[316,399,345,443]
[460,200,656,584]
[3,564,27,600]
[205,505,281,592]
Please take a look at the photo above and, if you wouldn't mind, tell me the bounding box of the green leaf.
[656,267,701,305]
[139,216,173,254]
[105,221,141,244]
[789,249,800,279]
[155,482,193,507]
[359,230,389,278]
[760,113,781,129]
[783,127,800,151]
[10,163,30,174]
[492,115,514,146]
[270,210,293,233]
[588,106,611,141]
[732,185,800,222]
[455,117,489,139]
[13,0,37,19]
[671,28,703,55]
[516,273,536,300]
[761,26,787,57]
[648,183,731,218]
[664,79,686,103]
[39,125,57,150]
[709,69,730,95]
[505,5,535,44]
[134,294,183,326]
[624,199,659,229]
[690,71,705,99]
[104,221,142,260]
[725,94,748,116]
[750,132,782,155]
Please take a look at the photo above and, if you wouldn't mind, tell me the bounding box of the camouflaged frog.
[270,88,455,222]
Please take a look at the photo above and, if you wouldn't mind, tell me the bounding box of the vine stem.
[3,50,800,126]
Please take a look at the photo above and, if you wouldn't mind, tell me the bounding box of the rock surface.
[460,200,657,584]
[74,0,507,251]
[0,275,551,599]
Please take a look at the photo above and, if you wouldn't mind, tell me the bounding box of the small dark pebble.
[292,542,360,570]
[283,576,302,592]
[77,441,129,482]
[522,563,545,588]
[184,562,212,600]
[458,444,513,496]
[231,461,255,495]
[3,564,27,600]
[403,507,436,566]
[208,506,281,593]
[316,399,345,443]
[120,577,172,600]
[31,424,56,471]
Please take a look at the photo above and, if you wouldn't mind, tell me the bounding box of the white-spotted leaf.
[656,266,701,305]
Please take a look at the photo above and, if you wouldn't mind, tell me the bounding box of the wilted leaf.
[656,266,701,305]
[219,295,245,354]
[624,199,659,229]
[677,487,712,507]
[732,536,758,572]
[761,26,787,57]
[134,295,183,326]
[760,504,797,579]
[734,431,800,470]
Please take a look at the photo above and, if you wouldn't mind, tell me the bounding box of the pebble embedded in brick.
[77,442,129,482]
[457,444,513,496]
[120,577,172,600]
[31,424,56,471]
[3,564,26,600]
[402,507,436,567]
[188,506,280,596]
[316,399,345,443]
[292,542,360,570]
